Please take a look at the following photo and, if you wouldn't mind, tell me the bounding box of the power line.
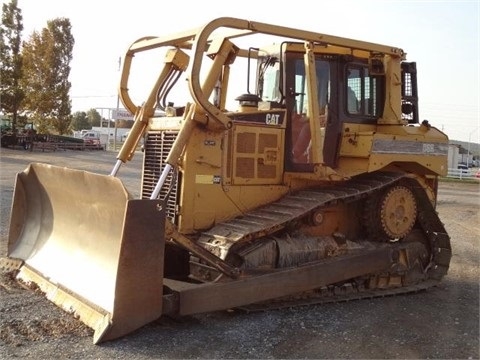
[71,95,116,99]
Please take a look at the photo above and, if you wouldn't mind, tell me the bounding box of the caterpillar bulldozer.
[4,17,451,344]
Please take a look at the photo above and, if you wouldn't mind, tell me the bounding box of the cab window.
[346,65,383,118]
[294,59,330,116]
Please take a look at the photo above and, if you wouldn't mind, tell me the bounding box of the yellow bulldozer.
[4,17,451,344]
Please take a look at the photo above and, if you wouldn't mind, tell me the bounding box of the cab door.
[284,53,340,171]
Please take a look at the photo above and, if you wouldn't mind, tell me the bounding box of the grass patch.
[439,177,479,184]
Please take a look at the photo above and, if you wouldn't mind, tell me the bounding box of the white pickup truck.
[82,131,108,148]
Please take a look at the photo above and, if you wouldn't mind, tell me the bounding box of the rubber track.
[198,172,452,311]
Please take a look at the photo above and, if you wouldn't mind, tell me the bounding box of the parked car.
[458,164,469,174]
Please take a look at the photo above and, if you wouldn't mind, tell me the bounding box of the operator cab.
[256,43,387,171]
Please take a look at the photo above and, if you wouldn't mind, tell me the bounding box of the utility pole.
[114,57,121,151]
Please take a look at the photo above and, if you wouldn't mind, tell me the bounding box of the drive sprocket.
[364,184,417,240]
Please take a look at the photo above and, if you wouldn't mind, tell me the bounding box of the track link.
[197,171,452,310]
[198,172,404,254]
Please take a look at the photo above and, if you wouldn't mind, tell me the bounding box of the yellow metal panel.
[230,124,284,185]
[337,123,448,177]
[368,127,448,176]
[339,124,376,158]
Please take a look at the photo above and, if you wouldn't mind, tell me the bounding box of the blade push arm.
[111,48,189,176]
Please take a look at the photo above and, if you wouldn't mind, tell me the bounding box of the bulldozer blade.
[7,163,166,344]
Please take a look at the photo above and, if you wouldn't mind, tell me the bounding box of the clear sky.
[8,0,480,142]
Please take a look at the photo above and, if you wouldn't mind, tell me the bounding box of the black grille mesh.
[142,131,179,222]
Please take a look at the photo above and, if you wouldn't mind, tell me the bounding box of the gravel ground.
[0,147,479,359]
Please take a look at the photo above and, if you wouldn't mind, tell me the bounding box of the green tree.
[21,17,74,134]
[117,119,133,128]
[86,108,101,127]
[71,111,91,131]
[0,0,24,133]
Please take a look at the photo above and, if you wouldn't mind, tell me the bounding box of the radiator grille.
[142,131,180,222]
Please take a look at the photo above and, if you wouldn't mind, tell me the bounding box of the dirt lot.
[0,147,479,359]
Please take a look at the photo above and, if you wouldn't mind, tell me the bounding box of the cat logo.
[266,113,280,125]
